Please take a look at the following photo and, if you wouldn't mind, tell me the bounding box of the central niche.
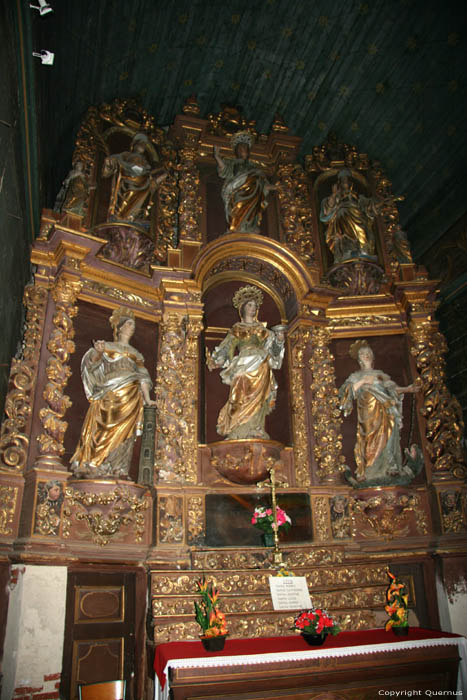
[201,279,291,448]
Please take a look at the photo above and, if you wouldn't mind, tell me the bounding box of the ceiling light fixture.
[32,50,54,65]
[30,1,53,16]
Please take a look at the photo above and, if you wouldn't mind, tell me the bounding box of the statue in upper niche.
[214,131,277,234]
[206,285,286,440]
[320,168,382,264]
[102,132,167,224]
[54,161,92,216]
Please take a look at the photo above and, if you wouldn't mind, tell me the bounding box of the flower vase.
[261,532,275,547]
[301,632,327,646]
[200,634,227,652]
[392,626,409,636]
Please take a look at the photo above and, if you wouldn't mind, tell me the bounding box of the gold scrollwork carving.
[439,490,466,534]
[0,285,48,471]
[37,278,82,457]
[312,496,331,541]
[0,485,18,535]
[83,279,156,309]
[409,321,465,479]
[152,610,375,644]
[155,314,202,484]
[350,492,427,540]
[309,327,346,482]
[328,315,397,328]
[177,151,202,242]
[289,327,312,486]
[159,495,184,543]
[275,163,315,266]
[151,565,387,597]
[187,496,204,544]
[63,485,149,545]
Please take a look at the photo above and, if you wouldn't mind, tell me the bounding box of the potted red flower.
[293,606,340,646]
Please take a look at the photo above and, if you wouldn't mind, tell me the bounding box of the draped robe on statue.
[320,189,377,262]
[218,159,270,233]
[339,368,404,482]
[103,151,155,222]
[71,342,152,477]
[211,322,284,440]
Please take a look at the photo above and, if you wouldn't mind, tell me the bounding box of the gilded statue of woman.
[320,169,379,263]
[206,286,285,440]
[214,132,276,234]
[54,161,91,215]
[71,307,155,478]
[338,340,423,487]
[102,132,166,223]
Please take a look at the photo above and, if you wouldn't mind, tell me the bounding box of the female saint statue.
[206,286,285,440]
[338,340,422,487]
[214,132,276,233]
[71,307,155,478]
[102,132,166,223]
[54,161,91,215]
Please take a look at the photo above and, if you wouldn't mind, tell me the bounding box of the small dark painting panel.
[205,493,312,547]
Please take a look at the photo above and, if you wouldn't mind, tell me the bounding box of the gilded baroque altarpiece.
[0,99,465,645]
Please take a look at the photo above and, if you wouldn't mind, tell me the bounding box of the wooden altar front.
[154,628,465,700]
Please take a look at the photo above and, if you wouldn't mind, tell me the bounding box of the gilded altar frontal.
[1,18,466,692]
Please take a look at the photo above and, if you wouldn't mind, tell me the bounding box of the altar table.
[154,628,466,700]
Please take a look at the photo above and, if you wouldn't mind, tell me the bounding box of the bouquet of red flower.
[385,569,409,631]
[251,505,291,535]
[294,607,340,637]
[194,577,228,638]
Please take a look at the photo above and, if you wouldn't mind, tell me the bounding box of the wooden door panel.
[61,570,139,700]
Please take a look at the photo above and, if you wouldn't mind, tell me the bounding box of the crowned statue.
[214,131,277,234]
[71,306,155,479]
[206,285,286,440]
[102,132,167,225]
[338,339,423,487]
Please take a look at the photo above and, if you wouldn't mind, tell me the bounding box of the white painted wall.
[2,565,67,700]
[436,567,467,637]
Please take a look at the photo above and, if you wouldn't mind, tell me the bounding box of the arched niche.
[200,279,291,447]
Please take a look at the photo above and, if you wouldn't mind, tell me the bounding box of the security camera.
[32,50,55,65]
[30,1,53,15]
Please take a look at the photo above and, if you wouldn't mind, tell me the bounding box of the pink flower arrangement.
[294,607,340,637]
[251,505,291,535]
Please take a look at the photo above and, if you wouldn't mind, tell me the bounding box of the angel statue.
[206,285,286,440]
[214,131,277,233]
[71,307,156,479]
[102,132,167,224]
[320,168,403,264]
[338,339,423,488]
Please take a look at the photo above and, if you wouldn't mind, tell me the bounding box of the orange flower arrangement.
[194,577,228,638]
[385,569,409,631]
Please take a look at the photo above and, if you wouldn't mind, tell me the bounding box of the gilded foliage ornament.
[309,327,346,481]
[0,285,47,471]
[409,321,465,479]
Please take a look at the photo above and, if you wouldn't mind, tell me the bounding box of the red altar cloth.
[154,627,460,689]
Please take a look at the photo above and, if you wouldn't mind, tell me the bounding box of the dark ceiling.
[30,0,466,259]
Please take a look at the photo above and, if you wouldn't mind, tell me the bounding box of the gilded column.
[0,284,48,472]
[177,142,202,243]
[36,276,82,469]
[275,162,316,266]
[154,309,203,484]
[409,318,465,481]
[288,325,312,487]
[308,326,346,483]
